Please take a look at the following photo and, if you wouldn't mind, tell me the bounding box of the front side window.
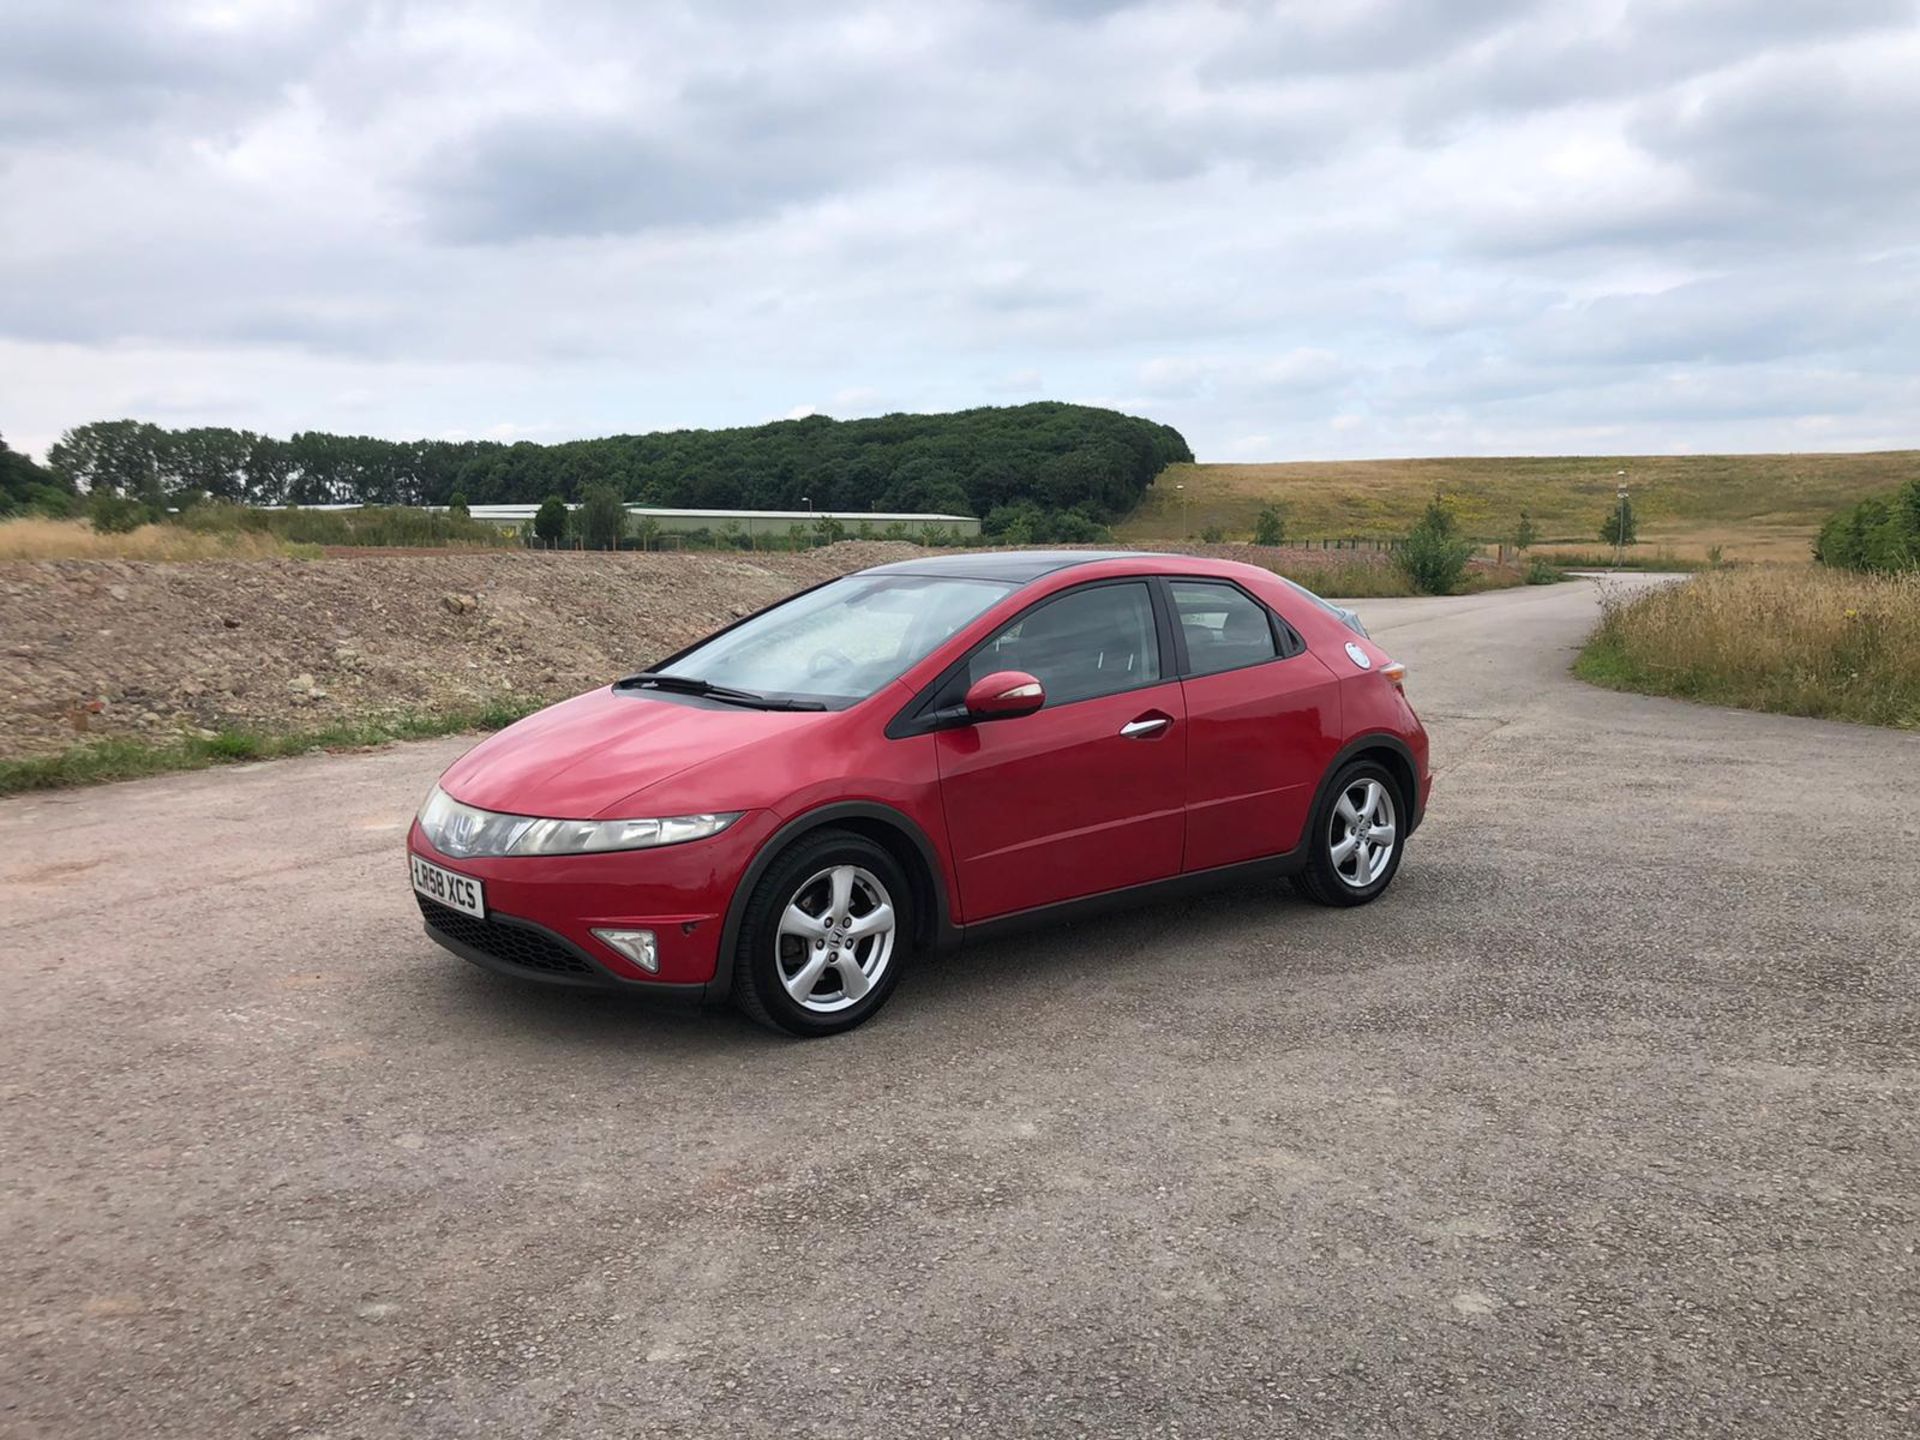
[970,582,1161,706]
[660,574,1013,703]
[1170,580,1278,676]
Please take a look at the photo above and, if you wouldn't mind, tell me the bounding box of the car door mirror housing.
[964,670,1046,720]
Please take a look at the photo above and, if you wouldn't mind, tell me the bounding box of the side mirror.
[963,669,1045,721]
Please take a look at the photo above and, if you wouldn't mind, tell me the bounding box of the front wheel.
[732,829,910,1036]
[1294,761,1406,907]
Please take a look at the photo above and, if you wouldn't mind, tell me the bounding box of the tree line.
[18,403,1192,531]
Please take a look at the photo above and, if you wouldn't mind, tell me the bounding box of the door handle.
[1120,715,1171,739]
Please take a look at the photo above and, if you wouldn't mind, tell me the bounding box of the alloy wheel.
[1330,778,1397,889]
[774,864,897,1013]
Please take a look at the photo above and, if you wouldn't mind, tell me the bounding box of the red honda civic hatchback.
[408,550,1430,1035]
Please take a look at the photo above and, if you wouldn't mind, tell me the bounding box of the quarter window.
[970,582,1161,706]
[1170,581,1278,676]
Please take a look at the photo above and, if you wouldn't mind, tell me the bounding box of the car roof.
[860,549,1142,582]
[859,548,1261,585]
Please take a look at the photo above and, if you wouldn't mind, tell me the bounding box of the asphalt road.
[4,577,1917,1439]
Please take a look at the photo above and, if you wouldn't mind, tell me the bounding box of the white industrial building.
[447,504,981,538]
[259,501,980,538]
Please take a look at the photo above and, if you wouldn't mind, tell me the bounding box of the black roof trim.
[859,549,1146,583]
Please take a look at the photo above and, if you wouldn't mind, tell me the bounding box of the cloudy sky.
[3,0,1916,462]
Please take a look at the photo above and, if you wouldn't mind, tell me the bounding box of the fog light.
[591,928,659,974]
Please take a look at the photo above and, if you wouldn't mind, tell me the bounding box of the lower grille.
[416,896,596,976]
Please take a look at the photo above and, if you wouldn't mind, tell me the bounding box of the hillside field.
[1120,452,1920,562]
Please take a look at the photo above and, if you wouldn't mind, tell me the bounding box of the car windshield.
[656,573,1013,704]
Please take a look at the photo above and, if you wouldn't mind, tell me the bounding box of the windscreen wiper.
[614,672,826,711]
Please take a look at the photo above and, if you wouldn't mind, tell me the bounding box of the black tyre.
[732,828,911,1037]
[1294,760,1406,907]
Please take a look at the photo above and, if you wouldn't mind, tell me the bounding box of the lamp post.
[1614,470,1629,567]
[1176,482,1188,541]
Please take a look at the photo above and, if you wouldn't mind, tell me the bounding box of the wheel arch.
[706,801,954,1004]
[1301,732,1423,849]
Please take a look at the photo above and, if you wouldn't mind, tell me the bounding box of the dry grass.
[1576,568,1920,729]
[0,518,312,562]
[1122,452,1920,562]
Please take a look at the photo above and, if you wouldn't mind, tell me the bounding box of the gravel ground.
[2,576,1916,1438]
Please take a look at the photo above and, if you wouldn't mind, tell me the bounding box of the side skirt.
[950,847,1307,948]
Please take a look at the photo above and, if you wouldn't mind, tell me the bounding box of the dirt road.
[3,577,1916,1437]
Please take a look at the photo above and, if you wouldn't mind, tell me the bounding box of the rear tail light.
[1380,661,1408,690]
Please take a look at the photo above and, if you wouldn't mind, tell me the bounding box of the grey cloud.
[0,0,361,141]
[1403,0,1917,129]
[415,116,823,242]
[1516,264,1919,368]
[4,0,1919,461]
[1630,55,1920,224]
[1203,0,1538,82]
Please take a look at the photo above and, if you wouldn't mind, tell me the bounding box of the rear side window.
[1170,581,1278,676]
[970,582,1161,706]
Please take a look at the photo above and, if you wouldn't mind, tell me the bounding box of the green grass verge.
[1573,568,1920,729]
[0,698,545,797]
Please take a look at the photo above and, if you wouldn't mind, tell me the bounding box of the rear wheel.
[1295,760,1405,907]
[733,829,910,1037]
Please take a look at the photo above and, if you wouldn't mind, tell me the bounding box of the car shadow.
[904,878,1308,998]
[404,870,1415,1048]
[416,950,782,1052]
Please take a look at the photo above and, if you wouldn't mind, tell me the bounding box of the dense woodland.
[17,404,1191,533]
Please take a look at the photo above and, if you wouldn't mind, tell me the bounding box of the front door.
[935,580,1187,922]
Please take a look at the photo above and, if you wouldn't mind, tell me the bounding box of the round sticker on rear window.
[1344,641,1373,669]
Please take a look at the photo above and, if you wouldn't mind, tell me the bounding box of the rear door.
[933,580,1187,921]
[1165,578,1342,871]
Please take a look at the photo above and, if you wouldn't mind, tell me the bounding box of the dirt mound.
[0,543,917,760]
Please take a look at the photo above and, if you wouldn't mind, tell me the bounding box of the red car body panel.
[1176,651,1344,872]
[934,678,1188,920]
[408,551,1431,998]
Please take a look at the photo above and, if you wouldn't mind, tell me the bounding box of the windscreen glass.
[658,574,1013,703]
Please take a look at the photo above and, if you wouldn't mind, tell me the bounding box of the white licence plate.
[411,854,485,918]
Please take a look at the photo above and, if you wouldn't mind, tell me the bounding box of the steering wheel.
[807,647,855,678]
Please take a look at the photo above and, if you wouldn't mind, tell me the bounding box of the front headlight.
[417,787,740,858]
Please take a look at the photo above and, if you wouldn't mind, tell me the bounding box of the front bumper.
[407,810,779,988]
[416,894,702,994]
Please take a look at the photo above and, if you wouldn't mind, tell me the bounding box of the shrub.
[1253,503,1287,546]
[580,484,627,550]
[448,491,470,518]
[1200,523,1225,544]
[89,492,150,534]
[1512,510,1537,552]
[1050,509,1108,543]
[1600,495,1639,547]
[1815,478,1920,572]
[1394,496,1475,595]
[173,500,510,548]
[1524,557,1563,585]
[983,500,1107,545]
[533,495,568,546]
